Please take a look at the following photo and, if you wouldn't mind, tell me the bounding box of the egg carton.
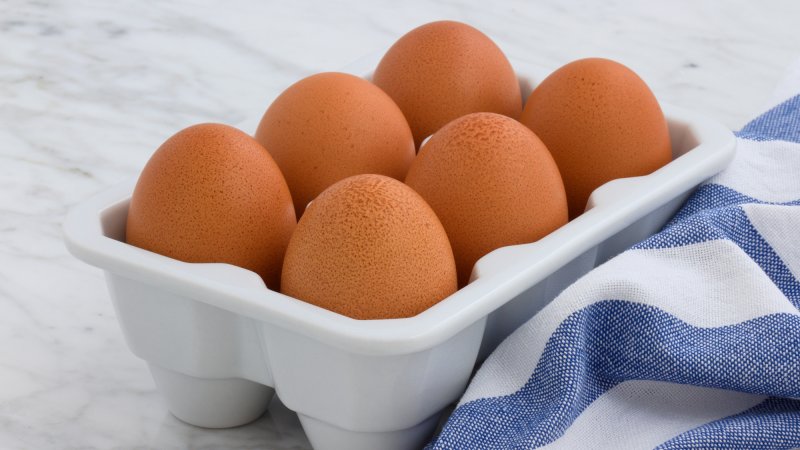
[63,54,736,450]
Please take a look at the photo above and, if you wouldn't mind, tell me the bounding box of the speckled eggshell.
[126,123,296,290]
[405,112,568,286]
[255,72,415,218]
[519,58,672,219]
[373,21,522,148]
[281,174,457,320]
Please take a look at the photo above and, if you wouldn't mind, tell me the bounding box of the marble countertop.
[2,1,799,448]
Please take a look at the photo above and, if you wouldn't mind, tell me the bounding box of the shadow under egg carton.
[64,55,735,450]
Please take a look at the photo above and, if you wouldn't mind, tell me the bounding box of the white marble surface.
[1,0,799,448]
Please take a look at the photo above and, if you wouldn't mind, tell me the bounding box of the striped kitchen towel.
[428,75,800,448]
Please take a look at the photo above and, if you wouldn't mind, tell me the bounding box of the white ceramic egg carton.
[64,54,736,450]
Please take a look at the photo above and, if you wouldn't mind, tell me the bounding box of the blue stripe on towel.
[637,203,800,306]
[429,301,800,449]
[736,94,800,143]
[656,397,800,449]
[664,184,800,225]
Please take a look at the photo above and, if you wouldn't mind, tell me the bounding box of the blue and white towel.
[429,74,800,448]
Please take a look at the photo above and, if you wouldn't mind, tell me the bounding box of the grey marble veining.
[1,0,799,448]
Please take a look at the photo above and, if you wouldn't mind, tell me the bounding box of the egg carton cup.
[64,55,736,450]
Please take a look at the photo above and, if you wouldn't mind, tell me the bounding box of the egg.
[405,112,568,286]
[126,123,296,290]
[373,20,522,148]
[255,72,415,218]
[281,174,457,320]
[519,58,672,219]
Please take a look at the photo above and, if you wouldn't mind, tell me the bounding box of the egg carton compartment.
[64,58,735,450]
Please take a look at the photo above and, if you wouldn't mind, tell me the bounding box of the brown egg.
[520,58,672,219]
[405,113,568,286]
[255,72,415,218]
[281,174,457,320]
[373,21,522,148]
[126,123,296,290]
